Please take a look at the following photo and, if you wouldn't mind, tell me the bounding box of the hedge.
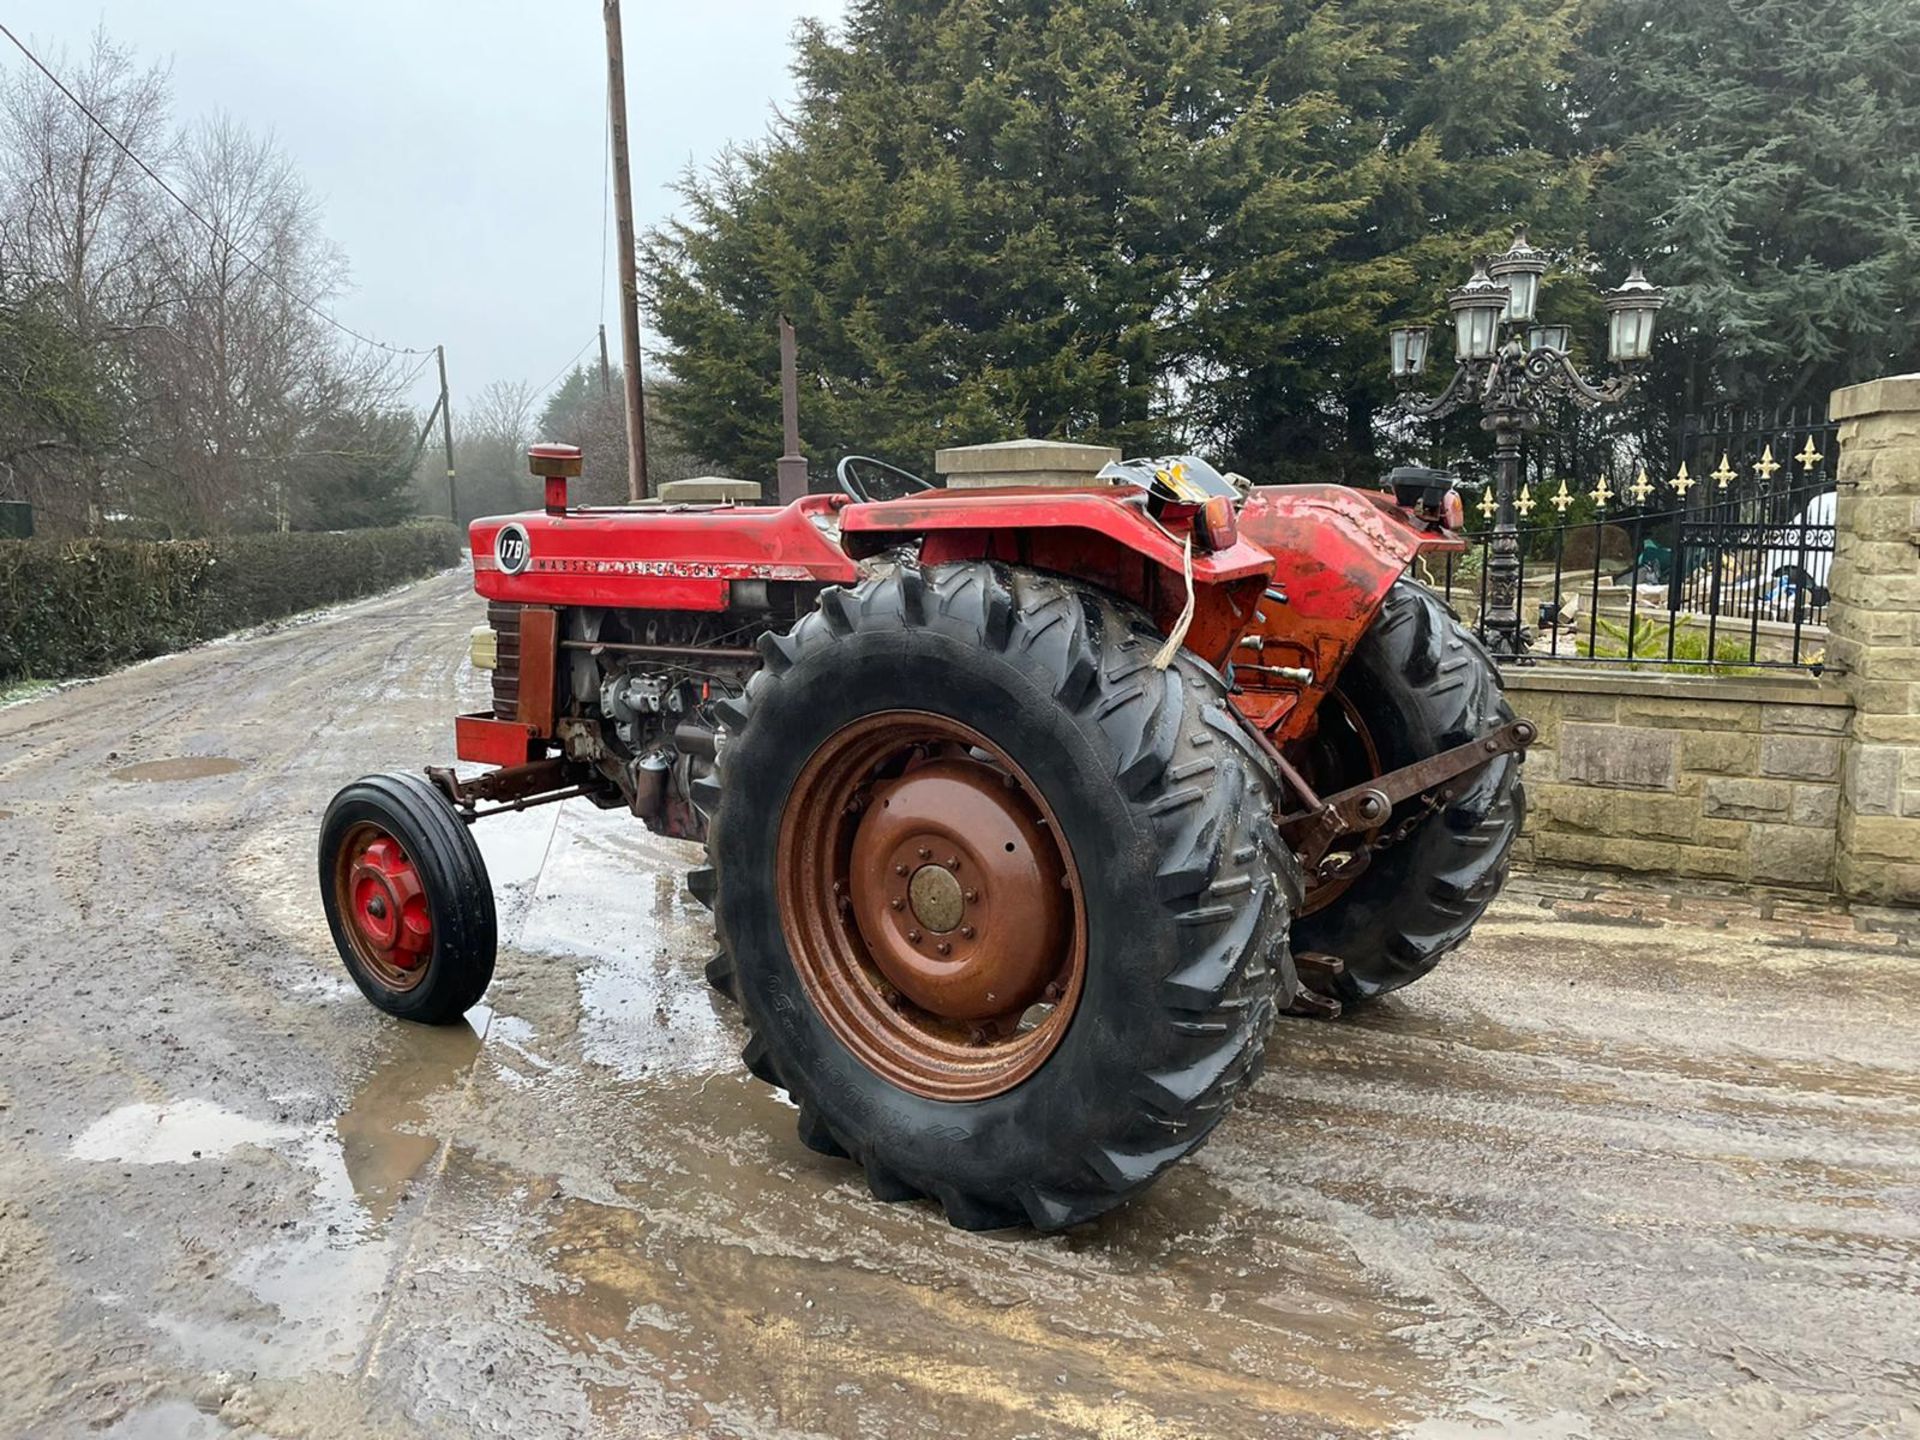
[0,522,463,682]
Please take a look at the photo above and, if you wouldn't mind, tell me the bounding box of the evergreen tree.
[1580,0,1920,410]
[644,0,1592,484]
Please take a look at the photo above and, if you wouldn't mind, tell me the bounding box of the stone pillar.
[935,438,1120,490]
[1828,375,1920,903]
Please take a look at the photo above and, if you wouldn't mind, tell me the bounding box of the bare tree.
[0,26,172,340]
[130,114,350,532]
[0,26,172,528]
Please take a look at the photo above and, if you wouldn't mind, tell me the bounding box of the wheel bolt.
[894,863,908,876]
[936,941,951,956]
[947,855,961,870]
[960,925,974,939]
[917,846,931,860]
[367,896,387,919]
[890,897,905,911]
[964,889,979,903]
[907,929,921,943]
[1044,981,1063,1002]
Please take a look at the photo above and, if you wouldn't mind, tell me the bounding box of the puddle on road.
[508,803,732,1080]
[98,1400,224,1439]
[475,1066,1438,1438]
[79,1020,484,1377]
[70,1098,300,1164]
[110,757,244,783]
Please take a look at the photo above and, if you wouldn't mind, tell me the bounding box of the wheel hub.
[343,832,432,982]
[847,758,1067,1022]
[907,864,964,932]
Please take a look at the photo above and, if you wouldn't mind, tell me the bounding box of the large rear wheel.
[704,562,1298,1231]
[1288,579,1525,1004]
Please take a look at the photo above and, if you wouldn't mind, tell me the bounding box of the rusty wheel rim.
[777,711,1087,1102]
[333,822,434,992]
[1295,691,1385,917]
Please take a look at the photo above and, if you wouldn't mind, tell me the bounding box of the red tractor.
[320,444,1530,1230]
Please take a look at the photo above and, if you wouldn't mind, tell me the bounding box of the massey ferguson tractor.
[320,443,1530,1231]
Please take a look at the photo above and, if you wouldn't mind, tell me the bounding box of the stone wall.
[1828,376,1920,904]
[1504,668,1853,890]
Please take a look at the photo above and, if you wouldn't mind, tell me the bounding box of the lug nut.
[894,863,908,876]
[907,929,921,943]
[964,889,979,903]
[936,941,951,956]
[960,925,974,939]
[890,898,905,911]
[917,846,931,860]
[1044,981,1063,1002]
[947,855,961,870]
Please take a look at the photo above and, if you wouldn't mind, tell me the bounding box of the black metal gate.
[1437,403,1838,671]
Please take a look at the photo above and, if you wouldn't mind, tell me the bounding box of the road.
[1,568,1916,1439]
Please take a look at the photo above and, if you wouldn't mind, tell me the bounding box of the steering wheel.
[835,454,936,503]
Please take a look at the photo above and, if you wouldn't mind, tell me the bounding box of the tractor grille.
[488,601,523,720]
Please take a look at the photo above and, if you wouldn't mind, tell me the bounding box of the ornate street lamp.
[1390,227,1666,659]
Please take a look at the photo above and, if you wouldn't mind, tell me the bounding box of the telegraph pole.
[777,316,807,504]
[603,0,649,501]
[597,323,613,398]
[435,344,458,523]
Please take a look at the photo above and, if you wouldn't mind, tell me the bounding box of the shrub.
[0,523,462,682]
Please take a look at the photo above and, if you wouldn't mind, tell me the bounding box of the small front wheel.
[319,772,496,1024]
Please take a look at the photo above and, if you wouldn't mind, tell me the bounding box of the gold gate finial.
[1711,453,1737,489]
[1753,444,1780,481]
[1670,461,1695,497]
[1794,435,1825,471]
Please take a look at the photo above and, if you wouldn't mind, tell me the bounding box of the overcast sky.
[4,1,846,411]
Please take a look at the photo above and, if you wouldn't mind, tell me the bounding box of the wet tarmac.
[1,569,1917,1438]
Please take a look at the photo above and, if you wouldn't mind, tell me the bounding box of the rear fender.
[1233,485,1465,744]
[839,487,1274,670]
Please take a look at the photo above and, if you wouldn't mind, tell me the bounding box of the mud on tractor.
[321,444,1531,1230]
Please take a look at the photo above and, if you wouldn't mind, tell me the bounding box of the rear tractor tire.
[1288,579,1526,1006]
[703,562,1300,1231]
[320,772,497,1024]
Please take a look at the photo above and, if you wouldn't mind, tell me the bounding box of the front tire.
[705,563,1298,1231]
[320,773,497,1024]
[1288,579,1525,1004]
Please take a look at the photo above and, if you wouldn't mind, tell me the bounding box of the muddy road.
[1,569,1917,1439]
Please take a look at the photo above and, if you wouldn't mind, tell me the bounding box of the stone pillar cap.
[658,476,763,503]
[1830,373,1920,421]
[935,437,1121,477]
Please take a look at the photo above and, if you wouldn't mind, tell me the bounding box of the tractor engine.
[481,593,822,843]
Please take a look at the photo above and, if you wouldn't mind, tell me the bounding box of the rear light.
[1440,489,1465,530]
[1192,494,1239,552]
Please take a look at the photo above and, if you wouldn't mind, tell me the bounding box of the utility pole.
[435,344,458,524]
[597,323,613,399]
[777,316,807,505]
[603,0,649,501]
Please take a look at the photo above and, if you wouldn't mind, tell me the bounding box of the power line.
[531,334,600,402]
[0,21,434,359]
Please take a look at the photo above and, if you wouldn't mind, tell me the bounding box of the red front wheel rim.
[334,822,434,991]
